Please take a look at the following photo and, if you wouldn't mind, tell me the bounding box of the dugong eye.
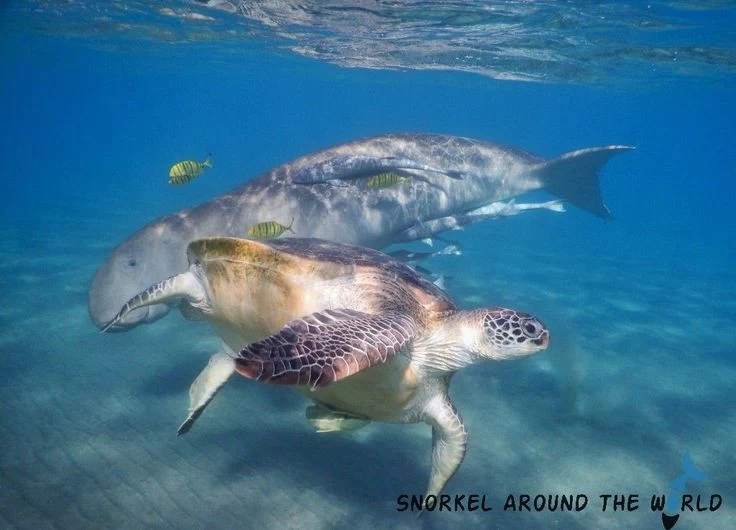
[128,259,137,267]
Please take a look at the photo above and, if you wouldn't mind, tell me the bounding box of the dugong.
[89,133,633,331]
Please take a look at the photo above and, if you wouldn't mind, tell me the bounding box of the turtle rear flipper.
[234,308,418,388]
[305,405,370,433]
[178,352,235,435]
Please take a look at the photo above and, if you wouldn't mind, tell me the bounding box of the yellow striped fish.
[366,172,410,190]
[247,218,295,239]
[168,154,213,185]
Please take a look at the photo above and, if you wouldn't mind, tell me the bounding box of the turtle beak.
[533,328,549,350]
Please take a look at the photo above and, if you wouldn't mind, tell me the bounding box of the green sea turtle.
[102,237,549,501]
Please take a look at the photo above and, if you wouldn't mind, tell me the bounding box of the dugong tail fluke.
[100,271,208,333]
[532,145,635,218]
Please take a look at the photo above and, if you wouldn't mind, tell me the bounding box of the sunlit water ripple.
[8,0,736,85]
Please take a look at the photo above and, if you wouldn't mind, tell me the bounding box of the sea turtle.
[102,237,549,501]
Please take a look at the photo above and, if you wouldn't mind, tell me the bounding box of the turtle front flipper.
[178,352,235,435]
[422,395,468,504]
[101,271,210,332]
[234,308,418,388]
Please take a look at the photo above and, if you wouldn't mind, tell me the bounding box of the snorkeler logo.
[661,453,707,530]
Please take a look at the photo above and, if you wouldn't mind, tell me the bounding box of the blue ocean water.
[1,2,734,529]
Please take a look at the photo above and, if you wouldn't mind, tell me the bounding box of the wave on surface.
[9,0,736,84]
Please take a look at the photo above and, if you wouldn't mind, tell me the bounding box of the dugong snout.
[88,257,173,331]
[88,216,195,331]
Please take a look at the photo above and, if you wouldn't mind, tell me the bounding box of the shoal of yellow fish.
[247,219,295,239]
[168,154,213,185]
[366,172,410,189]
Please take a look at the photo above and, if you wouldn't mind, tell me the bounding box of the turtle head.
[416,307,548,374]
[460,307,549,361]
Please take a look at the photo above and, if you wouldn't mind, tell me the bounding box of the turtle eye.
[521,319,543,338]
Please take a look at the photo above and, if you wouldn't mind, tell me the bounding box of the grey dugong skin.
[88,132,629,331]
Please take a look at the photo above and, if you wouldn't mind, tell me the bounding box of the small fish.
[366,172,410,189]
[422,236,463,249]
[437,244,462,256]
[247,218,295,239]
[389,249,435,263]
[468,199,566,217]
[411,264,452,291]
[388,244,461,264]
[305,405,369,433]
[168,154,213,185]
[432,276,447,290]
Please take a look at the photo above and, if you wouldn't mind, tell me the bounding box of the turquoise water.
[1,2,735,529]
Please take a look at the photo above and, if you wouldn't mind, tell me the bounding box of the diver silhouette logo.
[661,453,707,530]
